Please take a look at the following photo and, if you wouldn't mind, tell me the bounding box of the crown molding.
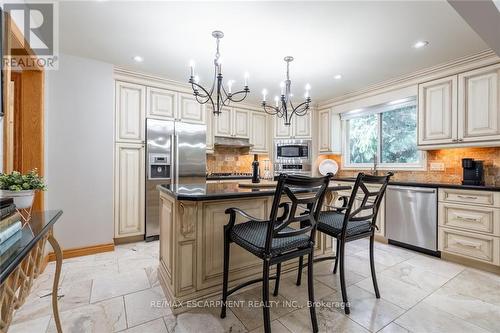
[318,49,499,110]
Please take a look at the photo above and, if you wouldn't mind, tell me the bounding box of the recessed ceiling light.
[133,56,144,62]
[413,41,429,49]
[334,74,342,80]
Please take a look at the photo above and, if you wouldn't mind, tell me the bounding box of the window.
[343,98,425,169]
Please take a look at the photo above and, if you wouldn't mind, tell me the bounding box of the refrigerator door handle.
[170,133,175,181]
[175,133,180,185]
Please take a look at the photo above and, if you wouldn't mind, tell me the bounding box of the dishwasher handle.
[388,186,436,194]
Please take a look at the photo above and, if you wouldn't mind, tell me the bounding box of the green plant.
[0,169,47,192]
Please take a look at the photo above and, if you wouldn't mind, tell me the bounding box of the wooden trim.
[47,243,115,261]
[113,234,144,245]
[441,252,500,275]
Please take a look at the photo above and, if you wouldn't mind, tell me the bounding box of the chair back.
[265,174,331,254]
[341,172,393,237]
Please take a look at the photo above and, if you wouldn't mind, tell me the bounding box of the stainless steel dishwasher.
[386,185,439,256]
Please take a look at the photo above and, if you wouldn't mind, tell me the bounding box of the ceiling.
[58,1,489,104]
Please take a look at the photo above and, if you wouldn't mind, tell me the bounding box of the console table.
[0,210,63,333]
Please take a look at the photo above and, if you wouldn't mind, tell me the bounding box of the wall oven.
[274,139,312,176]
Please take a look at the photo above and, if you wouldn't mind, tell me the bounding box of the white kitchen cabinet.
[206,110,214,153]
[274,112,312,139]
[418,75,458,146]
[114,143,145,238]
[213,107,250,139]
[250,111,269,153]
[178,93,206,124]
[147,87,176,119]
[458,64,500,143]
[115,81,146,143]
[318,109,341,154]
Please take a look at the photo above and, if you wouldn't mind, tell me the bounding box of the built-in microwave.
[275,139,311,161]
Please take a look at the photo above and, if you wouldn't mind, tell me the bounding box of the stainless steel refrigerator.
[145,118,206,241]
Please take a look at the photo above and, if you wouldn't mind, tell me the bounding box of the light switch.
[430,162,445,171]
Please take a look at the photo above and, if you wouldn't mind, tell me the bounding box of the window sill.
[341,165,427,172]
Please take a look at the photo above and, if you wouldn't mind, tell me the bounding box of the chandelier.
[261,56,311,126]
[189,31,250,115]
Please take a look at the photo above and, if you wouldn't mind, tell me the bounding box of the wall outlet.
[430,162,445,171]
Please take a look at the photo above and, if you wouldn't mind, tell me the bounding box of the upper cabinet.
[178,93,206,124]
[274,111,312,139]
[250,112,269,153]
[147,87,176,119]
[214,107,250,139]
[418,63,500,149]
[418,75,458,146]
[458,64,500,143]
[116,81,146,143]
[318,109,341,154]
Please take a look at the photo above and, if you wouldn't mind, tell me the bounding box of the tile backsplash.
[207,147,270,174]
[321,147,500,186]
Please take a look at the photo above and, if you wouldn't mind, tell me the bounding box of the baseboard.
[441,252,500,275]
[48,243,115,262]
[113,234,144,245]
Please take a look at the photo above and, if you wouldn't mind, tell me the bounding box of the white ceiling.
[58,1,489,104]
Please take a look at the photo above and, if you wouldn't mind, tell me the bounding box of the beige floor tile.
[121,318,168,333]
[356,274,430,310]
[124,286,171,328]
[144,265,160,288]
[373,243,417,260]
[46,296,127,333]
[341,255,388,278]
[443,268,500,306]
[249,320,290,333]
[354,249,407,268]
[13,279,92,323]
[404,255,464,279]
[61,259,120,285]
[118,254,159,273]
[423,285,500,332]
[165,307,247,333]
[377,322,410,333]
[381,261,451,292]
[91,269,150,303]
[321,285,405,332]
[227,286,295,331]
[8,315,51,333]
[276,274,335,307]
[395,302,489,333]
[312,260,366,290]
[279,306,369,333]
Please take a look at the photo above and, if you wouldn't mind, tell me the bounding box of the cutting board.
[238,181,277,188]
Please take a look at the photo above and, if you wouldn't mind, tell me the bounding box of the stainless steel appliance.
[386,185,439,256]
[274,139,312,176]
[145,119,206,241]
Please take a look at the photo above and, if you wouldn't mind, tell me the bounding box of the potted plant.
[0,169,47,209]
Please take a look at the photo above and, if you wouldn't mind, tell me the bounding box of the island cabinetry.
[157,190,332,313]
[438,188,500,266]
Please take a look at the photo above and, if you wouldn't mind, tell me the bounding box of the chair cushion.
[230,220,310,257]
[318,211,372,237]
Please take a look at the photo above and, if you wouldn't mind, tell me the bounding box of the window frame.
[342,103,427,171]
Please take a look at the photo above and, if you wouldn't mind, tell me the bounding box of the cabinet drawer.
[439,203,500,235]
[439,188,499,207]
[438,227,500,265]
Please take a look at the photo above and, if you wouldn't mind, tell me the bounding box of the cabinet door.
[147,87,176,119]
[418,76,457,145]
[116,81,145,142]
[114,143,145,238]
[214,107,233,137]
[293,112,312,138]
[250,112,269,152]
[458,64,500,143]
[233,108,250,138]
[318,110,331,152]
[274,116,291,138]
[331,113,342,154]
[206,110,214,152]
[178,93,206,124]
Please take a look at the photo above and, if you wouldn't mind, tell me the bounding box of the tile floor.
[9,239,500,333]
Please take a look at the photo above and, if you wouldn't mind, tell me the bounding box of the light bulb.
[189,60,195,77]
[227,80,234,93]
[274,96,279,107]
[244,72,249,86]
[262,89,268,101]
[194,75,200,83]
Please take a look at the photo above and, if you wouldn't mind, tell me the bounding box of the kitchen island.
[157,182,350,313]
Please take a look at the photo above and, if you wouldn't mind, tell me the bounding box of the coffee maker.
[462,158,484,186]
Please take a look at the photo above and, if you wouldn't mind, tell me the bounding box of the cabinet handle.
[454,239,482,250]
[455,215,481,223]
[452,139,458,142]
[458,138,464,142]
[457,195,478,200]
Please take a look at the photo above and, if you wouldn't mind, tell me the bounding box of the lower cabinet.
[114,143,145,238]
[438,188,500,266]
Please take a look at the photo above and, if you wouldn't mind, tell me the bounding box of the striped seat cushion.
[318,211,372,237]
[230,220,310,257]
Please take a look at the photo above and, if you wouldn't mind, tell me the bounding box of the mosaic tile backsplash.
[321,147,500,186]
[207,147,270,174]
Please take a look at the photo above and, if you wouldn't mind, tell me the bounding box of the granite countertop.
[331,177,500,192]
[158,182,351,201]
